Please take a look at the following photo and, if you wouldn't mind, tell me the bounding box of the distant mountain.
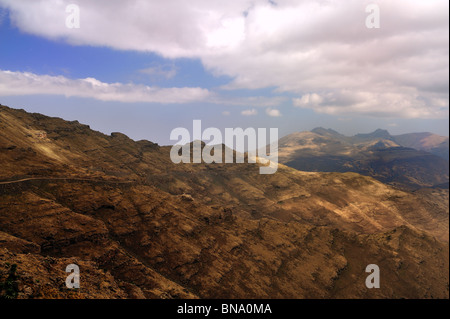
[393,132,449,161]
[311,127,347,138]
[0,104,448,299]
[354,129,393,141]
[279,128,449,190]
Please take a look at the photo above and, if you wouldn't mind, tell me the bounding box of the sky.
[0,0,448,145]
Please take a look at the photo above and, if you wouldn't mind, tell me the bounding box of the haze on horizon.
[0,0,448,145]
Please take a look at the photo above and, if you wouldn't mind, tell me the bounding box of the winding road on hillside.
[0,177,134,185]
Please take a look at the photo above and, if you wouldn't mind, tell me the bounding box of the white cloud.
[0,0,448,118]
[266,108,281,117]
[0,69,285,108]
[139,64,177,80]
[222,111,230,116]
[215,95,287,108]
[292,88,448,119]
[241,108,257,116]
[0,70,211,104]
[293,93,323,108]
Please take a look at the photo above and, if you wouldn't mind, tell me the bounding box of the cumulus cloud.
[139,64,177,80]
[0,70,211,104]
[293,88,448,118]
[241,108,258,116]
[0,69,283,107]
[266,108,281,117]
[218,96,287,108]
[293,94,323,108]
[0,0,448,118]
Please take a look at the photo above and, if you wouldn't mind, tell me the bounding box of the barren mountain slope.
[0,104,448,299]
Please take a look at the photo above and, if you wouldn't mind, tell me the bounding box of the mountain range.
[278,128,449,190]
[0,104,448,299]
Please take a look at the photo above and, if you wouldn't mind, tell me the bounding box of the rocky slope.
[0,104,448,299]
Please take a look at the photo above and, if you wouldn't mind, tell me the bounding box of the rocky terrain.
[278,128,449,190]
[0,104,448,299]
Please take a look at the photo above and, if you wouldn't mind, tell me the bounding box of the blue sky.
[0,0,448,145]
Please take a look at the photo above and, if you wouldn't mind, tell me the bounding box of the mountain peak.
[311,127,343,137]
[354,129,391,139]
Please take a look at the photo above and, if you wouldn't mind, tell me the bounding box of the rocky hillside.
[0,104,448,299]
